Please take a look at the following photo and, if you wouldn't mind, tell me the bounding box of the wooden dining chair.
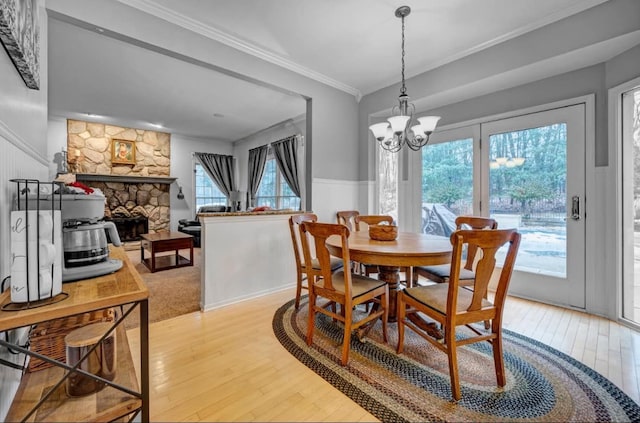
[336,210,364,274]
[288,213,343,309]
[355,214,394,228]
[355,214,415,286]
[300,221,388,365]
[397,228,521,400]
[336,210,360,231]
[353,215,394,276]
[413,216,498,285]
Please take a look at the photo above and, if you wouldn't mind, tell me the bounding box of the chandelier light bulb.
[388,115,410,134]
[418,116,441,133]
[370,122,391,141]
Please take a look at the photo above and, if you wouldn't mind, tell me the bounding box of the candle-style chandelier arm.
[368,5,441,153]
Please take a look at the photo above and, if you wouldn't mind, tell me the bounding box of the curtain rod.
[248,134,303,152]
[270,134,302,145]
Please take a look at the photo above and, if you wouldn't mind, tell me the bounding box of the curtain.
[194,152,236,199]
[247,145,268,208]
[272,135,301,208]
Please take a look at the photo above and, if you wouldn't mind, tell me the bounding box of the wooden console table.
[140,231,194,273]
[0,246,149,422]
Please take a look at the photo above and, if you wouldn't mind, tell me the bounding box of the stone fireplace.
[66,119,173,238]
[108,216,149,243]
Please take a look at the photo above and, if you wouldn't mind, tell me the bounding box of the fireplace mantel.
[75,173,177,185]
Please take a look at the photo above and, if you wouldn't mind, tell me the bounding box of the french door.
[414,104,586,308]
[481,105,586,308]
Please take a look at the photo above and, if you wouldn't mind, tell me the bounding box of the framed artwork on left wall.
[0,0,40,89]
[111,139,136,165]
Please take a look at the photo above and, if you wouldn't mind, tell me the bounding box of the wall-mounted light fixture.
[177,186,185,200]
[68,149,82,173]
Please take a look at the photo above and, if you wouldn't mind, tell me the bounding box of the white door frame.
[611,76,640,325]
[407,95,595,310]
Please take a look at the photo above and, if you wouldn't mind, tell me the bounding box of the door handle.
[571,195,580,220]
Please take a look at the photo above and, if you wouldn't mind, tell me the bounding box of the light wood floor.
[126,289,640,422]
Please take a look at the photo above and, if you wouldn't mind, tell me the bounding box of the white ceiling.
[47,0,611,141]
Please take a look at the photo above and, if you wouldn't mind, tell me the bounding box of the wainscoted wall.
[0,135,49,421]
[312,178,360,223]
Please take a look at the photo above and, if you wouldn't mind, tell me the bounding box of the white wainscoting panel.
[312,178,360,222]
[0,135,48,421]
[199,213,297,312]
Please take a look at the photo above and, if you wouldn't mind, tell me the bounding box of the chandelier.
[369,6,440,153]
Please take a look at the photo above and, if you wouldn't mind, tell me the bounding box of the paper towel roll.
[10,210,62,303]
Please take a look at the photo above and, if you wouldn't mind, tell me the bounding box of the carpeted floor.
[273,297,640,422]
[123,248,201,329]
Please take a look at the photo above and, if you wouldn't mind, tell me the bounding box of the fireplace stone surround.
[66,119,174,237]
[77,176,172,235]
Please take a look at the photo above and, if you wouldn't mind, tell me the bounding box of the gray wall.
[0,1,49,419]
[46,0,361,184]
[359,0,640,179]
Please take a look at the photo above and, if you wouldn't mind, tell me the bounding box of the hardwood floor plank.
[125,289,640,421]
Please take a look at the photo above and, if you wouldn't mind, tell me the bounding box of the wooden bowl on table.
[368,224,398,241]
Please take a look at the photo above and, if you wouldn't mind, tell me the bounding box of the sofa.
[178,205,230,247]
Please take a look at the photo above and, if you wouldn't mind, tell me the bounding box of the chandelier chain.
[400,14,406,96]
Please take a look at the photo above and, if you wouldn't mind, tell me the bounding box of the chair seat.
[328,271,387,299]
[179,226,200,235]
[415,264,475,281]
[404,283,493,314]
[305,257,343,272]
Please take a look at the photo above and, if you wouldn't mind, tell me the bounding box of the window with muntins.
[194,163,227,208]
[256,156,300,209]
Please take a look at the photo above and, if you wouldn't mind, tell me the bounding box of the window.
[194,163,227,208]
[256,156,300,209]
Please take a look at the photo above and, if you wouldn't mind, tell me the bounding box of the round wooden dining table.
[325,231,452,321]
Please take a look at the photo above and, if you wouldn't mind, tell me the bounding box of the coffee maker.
[57,194,123,282]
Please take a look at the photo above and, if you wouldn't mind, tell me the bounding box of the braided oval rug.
[272,298,640,422]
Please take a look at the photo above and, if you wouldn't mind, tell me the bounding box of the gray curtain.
[194,152,236,199]
[247,145,268,208]
[272,136,301,207]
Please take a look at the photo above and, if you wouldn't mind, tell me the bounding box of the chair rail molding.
[0,119,48,166]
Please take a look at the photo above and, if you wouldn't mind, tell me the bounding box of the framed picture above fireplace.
[111,139,136,165]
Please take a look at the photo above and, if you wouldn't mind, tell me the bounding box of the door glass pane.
[622,87,640,323]
[421,138,473,235]
[489,124,567,277]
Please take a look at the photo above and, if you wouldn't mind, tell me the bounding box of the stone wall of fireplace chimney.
[66,119,172,235]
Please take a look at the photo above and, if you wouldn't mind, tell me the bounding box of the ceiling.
[47,0,611,142]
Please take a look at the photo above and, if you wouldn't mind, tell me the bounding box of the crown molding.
[368,0,610,94]
[116,0,362,100]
